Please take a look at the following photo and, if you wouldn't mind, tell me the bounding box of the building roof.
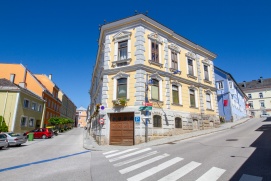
[238,77,271,90]
[77,106,87,111]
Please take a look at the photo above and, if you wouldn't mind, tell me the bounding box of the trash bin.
[28,133,34,141]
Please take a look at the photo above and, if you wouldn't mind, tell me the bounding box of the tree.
[0,116,8,132]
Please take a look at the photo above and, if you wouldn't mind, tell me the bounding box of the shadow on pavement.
[230,124,271,180]
[262,117,271,122]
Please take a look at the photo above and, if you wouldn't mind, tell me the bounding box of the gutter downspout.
[40,101,46,128]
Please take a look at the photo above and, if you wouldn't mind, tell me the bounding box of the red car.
[25,128,53,139]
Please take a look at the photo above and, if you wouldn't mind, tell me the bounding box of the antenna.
[104,19,106,24]
[145,11,148,16]
[135,10,138,15]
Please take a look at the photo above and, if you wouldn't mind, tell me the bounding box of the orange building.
[0,63,59,126]
[76,106,87,127]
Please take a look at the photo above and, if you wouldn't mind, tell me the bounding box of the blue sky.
[1,0,270,108]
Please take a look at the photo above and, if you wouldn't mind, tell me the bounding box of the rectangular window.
[21,117,27,127]
[248,94,252,99]
[188,59,194,75]
[118,41,127,60]
[216,81,224,90]
[229,81,233,89]
[29,118,34,127]
[31,102,36,111]
[117,78,127,99]
[151,79,159,100]
[151,41,159,63]
[260,101,265,107]
[204,65,209,81]
[206,93,212,109]
[172,85,179,104]
[48,99,51,107]
[37,104,42,112]
[259,92,263,98]
[171,51,178,69]
[248,102,253,108]
[190,89,196,107]
[23,99,29,108]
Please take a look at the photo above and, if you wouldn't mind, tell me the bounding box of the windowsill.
[206,109,214,111]
[112,58,132,67]
[171,103,183,107]
[204,79,212,84]
[148,60,163,68]
[112,98,130,106]
[187,74,197,80]
[149,99,164,107]
[190,106,199,109]
[169,68,181,75]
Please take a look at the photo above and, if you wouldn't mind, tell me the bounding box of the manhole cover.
[226,139,238,141]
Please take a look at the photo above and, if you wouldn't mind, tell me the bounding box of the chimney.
[243,81,246,87]
[49,74,52,80]
[260,76,263,83]
[10,74,15,83]
[19,82,27,88]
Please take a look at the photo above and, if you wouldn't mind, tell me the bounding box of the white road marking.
[158,161,201,181]
[109,148,152,162]
[119,153,170,174]
[127,157,183,181]
[105,148,139,158]
[103,150,119,155]
[196,167,226,181]
[114,151,158,167]
[239,174,262,181]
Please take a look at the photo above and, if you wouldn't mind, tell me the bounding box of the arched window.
[175,117,182,128]
[153,115,161,127]
[117,78,127,98]
[151,79,159,100]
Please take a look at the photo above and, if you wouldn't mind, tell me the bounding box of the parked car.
[260,113,270,118]
[0,133,8,149]
[24,128,53,139]
[3,132,27,146]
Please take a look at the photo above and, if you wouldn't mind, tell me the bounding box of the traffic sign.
[139,106,152,111]
[142,102,153,106]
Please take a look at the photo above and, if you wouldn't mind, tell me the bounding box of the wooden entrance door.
[110,113,134,146]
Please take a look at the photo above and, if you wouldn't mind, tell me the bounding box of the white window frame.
[29,117,35,127]
[229,81,234,89]
[203,64,210,81]
[260,100,265,107]
[148,33,163,64]
[21,116,28,127]
[112,72,130,100]
[23,99,30,108]
[31,102,37,111]
[259,92,263,98]
[188,87,198,108]
[149,73,163,101]
[206,93,212,110]
[171,83,182,105]
[248,94,252,99]
[168,43,181,71]
[216,81,224,90]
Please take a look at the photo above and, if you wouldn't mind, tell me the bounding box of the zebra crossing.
[103,147,225,181]
[103,147,263,181]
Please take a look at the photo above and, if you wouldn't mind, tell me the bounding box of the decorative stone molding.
[149,100,164,108]
[202,58,210,66]
[148,32,163,44]
[148,60,163,68]
[173,113,182,118]
[152,111,163,117]
[188,85,198,90]
[204,79,212,84]
[171,80,182,86]
[111,58,132,67]
[187,74,197,80]
[113,30,132,42]
[149,72,163,81]
[185,51,196,60]
[168,43,181,53]
[112,71,129,79]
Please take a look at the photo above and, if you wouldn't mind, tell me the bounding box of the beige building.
[76,106,87,128]
[58,90,77,121]
[90,14,219,146]
[0,78,45,133]
[239,77,271,118]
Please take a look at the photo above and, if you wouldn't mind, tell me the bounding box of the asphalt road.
[90,118,271,181]
[0,127,91,181]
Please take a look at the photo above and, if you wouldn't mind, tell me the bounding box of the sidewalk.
[83,117,251,151]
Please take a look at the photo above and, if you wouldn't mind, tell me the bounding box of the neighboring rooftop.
[77,106,87,111]
[238,77,271,90]
[0,78,19,90]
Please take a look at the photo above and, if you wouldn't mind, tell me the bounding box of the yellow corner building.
[89,14,219,146]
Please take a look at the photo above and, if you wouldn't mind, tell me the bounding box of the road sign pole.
[145,74,148,143]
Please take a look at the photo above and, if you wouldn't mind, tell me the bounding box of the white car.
[0,133,8,149]
[3,132,27,146]
[260,113,270,118]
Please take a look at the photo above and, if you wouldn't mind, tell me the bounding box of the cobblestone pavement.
[83,118,251,151]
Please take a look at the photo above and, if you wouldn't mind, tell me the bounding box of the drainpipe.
[40,101,46,128]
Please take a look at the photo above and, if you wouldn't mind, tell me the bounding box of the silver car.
[4,133,27,146]
[0,133,8,149]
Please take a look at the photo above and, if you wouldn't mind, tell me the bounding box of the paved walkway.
[83,117,251,151]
